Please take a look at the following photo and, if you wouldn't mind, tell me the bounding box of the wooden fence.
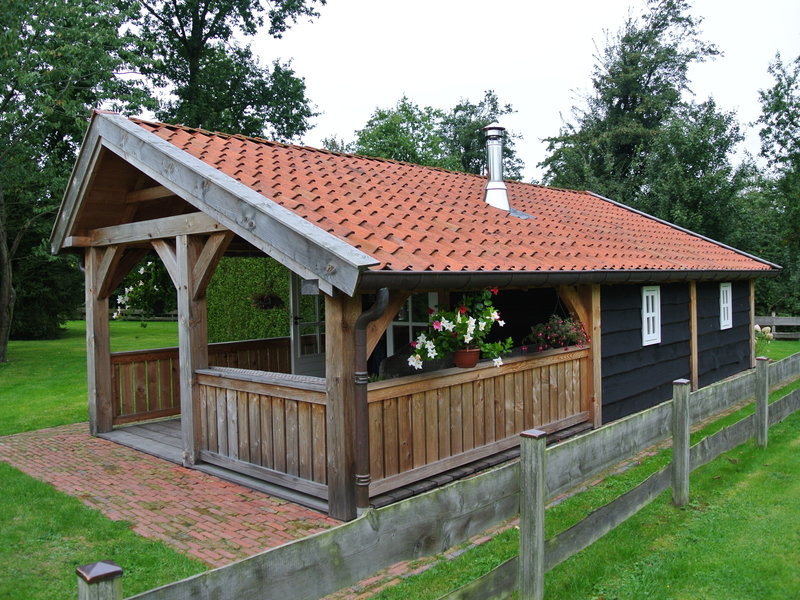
[109,338,291,425]
[196,367,328,499]
[77,352,800,600]
[756,314,800,339]
[367,348,590,495]
[446,358,800,599]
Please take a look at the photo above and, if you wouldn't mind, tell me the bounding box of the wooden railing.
[109,337,291,425]
[366,346,592,496]
[196,367,328,499]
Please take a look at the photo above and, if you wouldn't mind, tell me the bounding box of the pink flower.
[427,308,435,315]
[489,286,499,295]
[459,306,468,314]
[433,320,442,331]
[410,341,418,348]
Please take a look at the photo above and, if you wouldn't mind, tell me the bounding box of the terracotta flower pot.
[453,348,480,368]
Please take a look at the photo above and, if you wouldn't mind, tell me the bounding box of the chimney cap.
[483,122,506,135]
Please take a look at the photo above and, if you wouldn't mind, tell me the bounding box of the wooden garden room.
[51,112,778,520]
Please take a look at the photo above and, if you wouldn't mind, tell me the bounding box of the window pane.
[393,326,410,349]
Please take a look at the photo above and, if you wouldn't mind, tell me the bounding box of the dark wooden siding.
[697,281,750,387]
[601,284,691,422]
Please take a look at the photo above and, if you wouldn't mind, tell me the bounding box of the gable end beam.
[65,212,227,247]
[93,114,378,295]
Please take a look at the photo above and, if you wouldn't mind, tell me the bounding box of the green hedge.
[206,257,291,342]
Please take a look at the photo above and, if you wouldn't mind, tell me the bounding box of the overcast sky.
[251,0,800,181]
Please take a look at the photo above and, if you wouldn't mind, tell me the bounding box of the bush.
[206,257,291,342]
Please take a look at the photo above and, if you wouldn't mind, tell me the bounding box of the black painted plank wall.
[697,281,750,388]
[601,284,691,422]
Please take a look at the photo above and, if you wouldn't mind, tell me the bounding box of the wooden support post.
[755,356,770,448]
[749,280,756,368]
[85,247,113,435]
[519,428,547,600]
[689,281,699,390]
[591,285,603,428]
[76,561,123,600]
[671,379,691,507]
[325,292,362,521]
[176,235,208,466]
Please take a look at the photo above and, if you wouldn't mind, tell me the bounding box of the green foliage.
[135,0,322,139]
[0,0,153,360]
[331,91,524,179]
[113,258,177,319]
[206,257,291,342]
[10,245,83,339]
[540,0,731,220]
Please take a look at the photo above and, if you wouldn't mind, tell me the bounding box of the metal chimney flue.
[483,123,509,211]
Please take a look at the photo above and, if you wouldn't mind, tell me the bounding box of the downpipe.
[354,288,389,514]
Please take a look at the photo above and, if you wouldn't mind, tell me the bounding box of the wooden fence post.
[755,357,770,448]
[671,379,690,507]
[519,428,547,600]
[76,561,123,600]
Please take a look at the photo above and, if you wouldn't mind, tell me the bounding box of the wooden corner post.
[519,428,547,600]
[176,235,209,466]
[325,291,362,521]
[85,247,113,434]
[591,285,602,427]
[76,561,123,600]
[671,379,691,507]
[755,356,770,448]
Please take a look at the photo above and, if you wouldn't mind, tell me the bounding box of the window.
[386,292,438,355]
[719,282,732,330]
[642,286,661,345]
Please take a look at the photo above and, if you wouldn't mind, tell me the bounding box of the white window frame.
[642,286,661,346]
[386,292,438,355]
[719,282,732,330]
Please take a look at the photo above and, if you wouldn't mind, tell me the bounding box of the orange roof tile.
[133,118,774,275]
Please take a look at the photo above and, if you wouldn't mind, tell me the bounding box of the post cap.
[76,561,123,583]
[520,428,547,440]
[672,378,691,386]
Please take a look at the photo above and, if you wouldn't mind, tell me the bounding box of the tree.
[330,91,524,179]
[135,0,323,139]
[540,0,719,204]
[0,0,151,361]
[752,53,800,313]
[634,99,746,242]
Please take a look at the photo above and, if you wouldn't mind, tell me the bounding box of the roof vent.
[483,123,509,211]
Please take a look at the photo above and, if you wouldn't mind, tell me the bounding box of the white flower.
[463,333,473,344]
[441,318,455,332]
[478,321,487,331]
[492,356,504,367]
[416,332,427,345]
[138,267,145,274]
[754,324,762,332]
[146,261,153,267]
[498,320,505,327]
[425,340,437,358]
[491,311,500,321]
[762,326,772,335]
[408,354,423,370]
[456,312,462,323]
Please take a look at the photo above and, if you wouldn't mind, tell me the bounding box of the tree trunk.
[0,181,16,363]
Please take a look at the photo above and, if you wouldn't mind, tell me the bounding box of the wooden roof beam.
[65,212,228,247]
[125,185,176,204]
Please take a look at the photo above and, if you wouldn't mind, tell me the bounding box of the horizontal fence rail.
[755,315,800,339]
[109,338,291,425]
[78,352,800,600]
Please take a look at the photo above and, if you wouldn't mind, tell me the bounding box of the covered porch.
[52,113,604,520]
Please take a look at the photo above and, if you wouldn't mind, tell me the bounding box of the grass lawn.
[0,320,194,600]
[0,320,177,437]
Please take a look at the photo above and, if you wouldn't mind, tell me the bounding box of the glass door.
[289,274,326,377]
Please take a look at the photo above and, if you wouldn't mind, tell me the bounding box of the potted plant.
[407,288,513,369]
